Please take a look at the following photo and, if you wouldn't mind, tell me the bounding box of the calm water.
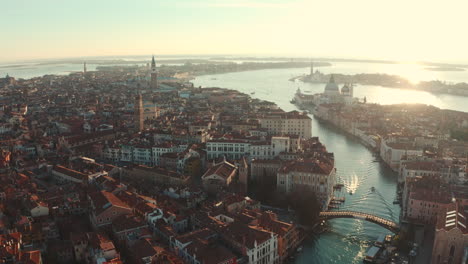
[192,67,467,263]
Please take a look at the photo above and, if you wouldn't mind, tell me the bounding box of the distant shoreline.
[424,66,465,72]
[293,72,468,97]
[3,56,468,69]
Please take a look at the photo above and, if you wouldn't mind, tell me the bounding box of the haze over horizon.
[3,0,468,64]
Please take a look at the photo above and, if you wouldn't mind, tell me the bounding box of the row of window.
[207,146,246,152]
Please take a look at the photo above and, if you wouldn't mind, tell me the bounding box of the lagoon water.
[2,59,467,263]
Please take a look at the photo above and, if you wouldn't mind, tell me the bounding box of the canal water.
[192,67,468,263]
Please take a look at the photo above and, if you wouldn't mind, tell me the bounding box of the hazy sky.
[2,0,468,63]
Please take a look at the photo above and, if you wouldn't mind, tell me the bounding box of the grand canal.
[192,65,467,263]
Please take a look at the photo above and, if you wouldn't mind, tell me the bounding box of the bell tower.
[150,55,158,89]
[135,93,144,132]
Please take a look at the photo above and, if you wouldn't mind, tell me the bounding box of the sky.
[2,0,468,63]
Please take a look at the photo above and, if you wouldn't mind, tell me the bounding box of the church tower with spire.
[134,93,144,132]
[310,60,314,76]
[150,56,158,89]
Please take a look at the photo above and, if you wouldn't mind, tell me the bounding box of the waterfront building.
[380,137,423,172]
[401,177,452,225]
[295,76,359,108]
[399,159,467,184]
[294,88,315,107]
[276,158,336,209]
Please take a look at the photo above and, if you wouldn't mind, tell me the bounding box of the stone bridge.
[319,211,400,233]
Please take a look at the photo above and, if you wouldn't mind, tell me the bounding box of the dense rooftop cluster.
[0,64,336,263]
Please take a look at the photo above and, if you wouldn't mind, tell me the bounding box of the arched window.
[448,245,455,264]
[450,245,455,256]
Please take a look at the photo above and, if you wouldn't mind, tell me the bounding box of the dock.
[328,196,346,210]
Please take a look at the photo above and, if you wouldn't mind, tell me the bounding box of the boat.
[297,246,303,252]
[393,199,401,205]
[211,78,217,80]
[363,246,381,263]
[371,187,375,192]
[349,191,353,195]
[374,234,386,248]
[251,92,255,95]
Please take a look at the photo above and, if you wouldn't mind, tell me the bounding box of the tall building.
[83,62,87,74]
[258,111,312,139]
[150,55,158,89]
[135,93,144,132]
[310,60,314,76]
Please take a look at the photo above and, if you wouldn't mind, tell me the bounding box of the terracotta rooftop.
[202,161,237,180]
[53,165,87,181]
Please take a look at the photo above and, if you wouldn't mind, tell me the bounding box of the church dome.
[341,84,350,93]
[324,75,340,95]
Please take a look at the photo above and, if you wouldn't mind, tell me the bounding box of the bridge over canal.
[319,211,400,233]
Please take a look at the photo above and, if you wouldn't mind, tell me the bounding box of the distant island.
[293,71,468,97]
[424,66,465,72]
[97,61,332,77]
